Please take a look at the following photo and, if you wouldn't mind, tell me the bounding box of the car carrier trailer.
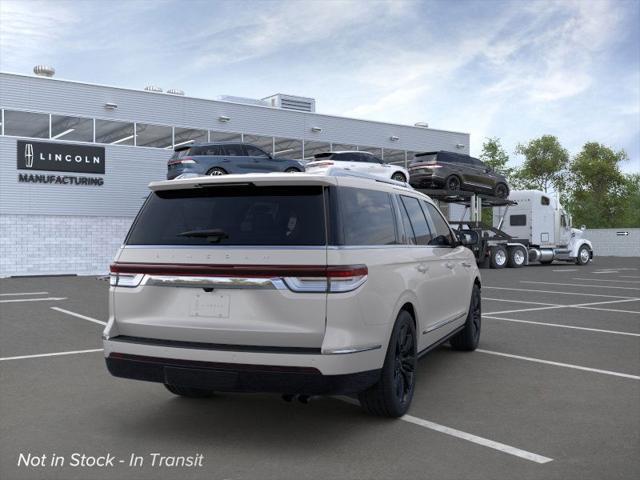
[416,188,594,268]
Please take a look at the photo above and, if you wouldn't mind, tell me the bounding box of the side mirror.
[581,225,586,231]
[456,230,479,246]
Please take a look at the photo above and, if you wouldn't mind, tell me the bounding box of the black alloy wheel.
[392,172,407,182]
[450,284,481,351]
[494,183,509,198]
[285,167,301,173]
[358,310,417,417]
[446,175,461,191]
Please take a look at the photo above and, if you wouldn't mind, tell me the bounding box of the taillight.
[168,157,196,166]
[283,265,368,293]
[109,265,143,288]
[109,263,367,293]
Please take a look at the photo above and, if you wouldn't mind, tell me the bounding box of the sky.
[1,0,639,173]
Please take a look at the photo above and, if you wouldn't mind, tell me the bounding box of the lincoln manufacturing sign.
[17,140,105,174]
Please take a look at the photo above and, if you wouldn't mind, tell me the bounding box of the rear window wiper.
[177,228,229,243]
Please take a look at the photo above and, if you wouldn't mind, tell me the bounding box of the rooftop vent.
[144,85,163,93]
[33,65,55,77]
[262,94,316,113]
[167,88,185,96]
[217,95,270,107]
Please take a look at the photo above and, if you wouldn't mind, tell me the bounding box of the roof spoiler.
[174,144,192,152]
[414,151,439,157]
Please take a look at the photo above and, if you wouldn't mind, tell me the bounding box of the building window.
[210,131,242,142]
[173,127,207,148]
[303,140,331,161]
[3,110,49,138]
[274,137,303,161]
[50,114,93,142]
[243,134,274,155]
[383,148,406,167]
[331,143,357,151]
[358,146,382,158]
[136,123,173,148]
[95,119,134,145]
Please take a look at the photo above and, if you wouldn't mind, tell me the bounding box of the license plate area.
[189,292,230,318]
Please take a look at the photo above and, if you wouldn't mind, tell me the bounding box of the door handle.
[445,262,455,269]
[462,262,472,268]
[416,264,428,273]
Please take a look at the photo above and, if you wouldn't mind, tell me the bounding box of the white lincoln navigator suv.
[104,172,481,417]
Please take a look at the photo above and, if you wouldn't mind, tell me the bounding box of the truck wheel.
[576,245,591,265]
[489,245,507,269]
[507,246,526,268]
[358,310,417,417]
[450,284,481,351]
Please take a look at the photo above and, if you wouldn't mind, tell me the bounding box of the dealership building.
[0,69,470,277]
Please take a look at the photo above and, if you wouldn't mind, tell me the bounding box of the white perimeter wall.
[586,228,640,257]
[0,214,133,277]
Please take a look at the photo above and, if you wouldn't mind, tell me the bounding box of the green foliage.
[566,143,638,228]
[514,135,569,193]
[480,137,511,174]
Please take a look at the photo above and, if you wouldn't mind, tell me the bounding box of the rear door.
[221,144,254,172]
[112,184,329,349]
[244,145,276,172]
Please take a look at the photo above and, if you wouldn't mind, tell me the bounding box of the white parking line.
[336,397,552,464]
[484,297,559,307]
[521,281,640,291]
[0,291,49,296]
[620,276,640,279]
[484,298,640,316]
[572,278,640,284]
[0,348,103,362]
[483,315,640,337]
[484,286,637,299]
[0,297,67,304]
[477,349,640,380]
[51,307,107,326]
[552,269,578,272]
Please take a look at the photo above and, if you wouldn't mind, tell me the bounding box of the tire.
[207,167,227,176]
[358,310,417,418]
[576,245,591,265]
[494,183,509,199]
[164,384,214,398]
[489,245,507,269]
[507,246,526,268]
[445,175,461,191]
[391,172,407,182]
[285,167,301,173]
[450,284,481,351]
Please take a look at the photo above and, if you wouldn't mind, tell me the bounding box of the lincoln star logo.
[24,143,34,168]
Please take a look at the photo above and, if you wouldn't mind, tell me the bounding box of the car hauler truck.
[416,188,594,268]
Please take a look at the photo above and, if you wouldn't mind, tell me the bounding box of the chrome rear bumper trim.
[144,275,286,290]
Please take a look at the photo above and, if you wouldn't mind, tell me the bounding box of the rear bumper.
[409,172,444,188]
[106,352,380,395]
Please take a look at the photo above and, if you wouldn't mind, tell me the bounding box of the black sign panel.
[17,140,105,174]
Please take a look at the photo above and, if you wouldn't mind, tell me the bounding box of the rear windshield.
[411,153,437,164]
[170,148,192,160]
[126,186,326,246]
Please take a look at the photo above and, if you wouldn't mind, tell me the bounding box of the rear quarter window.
[338,187,398,245]
[126,186,326,246]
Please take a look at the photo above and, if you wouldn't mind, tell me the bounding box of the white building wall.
[586,228,640,257]
[0,214,133,276]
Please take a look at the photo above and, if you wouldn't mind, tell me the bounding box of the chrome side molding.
[144,275,286,290]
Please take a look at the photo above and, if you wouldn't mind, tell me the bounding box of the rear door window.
[245,145,269,158]
[400,196,432,245]
[339,188,397,245]
[126,186,326,246]
[222,144,246,156]
[422,202,454,246]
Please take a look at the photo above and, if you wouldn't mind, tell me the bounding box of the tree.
[514,135,569,193]
[480,137,512,175]
[566,142,634,228]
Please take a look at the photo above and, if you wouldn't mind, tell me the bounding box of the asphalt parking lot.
[1,257,639,480]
